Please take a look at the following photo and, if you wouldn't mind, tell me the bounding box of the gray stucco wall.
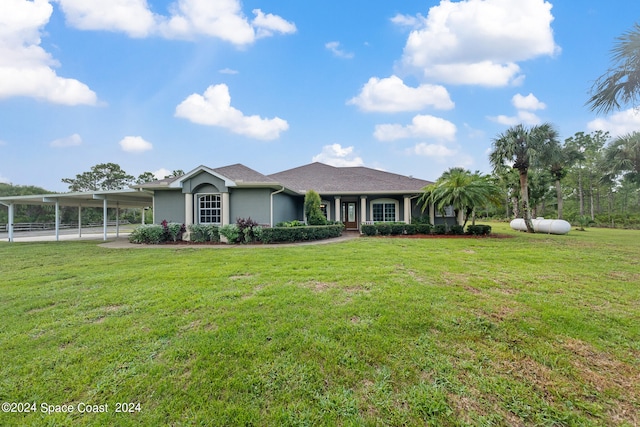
[154,190,185,224]
[228,188,272,225]
[272,193,302,224]
[182,172,227,194]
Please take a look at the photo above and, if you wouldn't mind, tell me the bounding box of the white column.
[403,196,411,224]
[103,199,108,241]
[184,193,193,241]
[360,196,367,223]
[141,208,145,225]
[222,192,230,225]
[8,203,14,243]
[55,200,60,242]
[78,205,82,238]
[334,196,341,223]
[115,202,120,237]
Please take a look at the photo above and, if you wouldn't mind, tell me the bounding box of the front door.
[342,201,358,230]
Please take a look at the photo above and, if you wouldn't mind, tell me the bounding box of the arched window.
[370,198,399,222]
[197,194,221,224]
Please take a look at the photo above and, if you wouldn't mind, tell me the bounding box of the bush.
[129,224,165,244]
[361,224,377,236]
[450,225,464,235]
[404,224,417,235]
[261,224,343,244]
[376,223,392,236]
[466,224,492,236]
[163,220,186,242]
[219,224,241,244]
[188,224,220,243]
[416,223,432,234]
[236,217,262,244]
[275,220,305,227]
[434,224,447,235]
[390,223,405,235]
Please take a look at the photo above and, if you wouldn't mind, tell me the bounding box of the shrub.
[376,223,392,236]
[304,190,328,226]
[261,224,343,244]
[466,224,492,236]
[404,224,417,235]
[275,220,305,227]
[416,223,432,234]
[236,217,262,244]
[188,224,220,243]
[361,224,377,236]
[162,220,186,242]
[434,224,447,235]
[450,225,464,235]
[219,224,240,244]
[390,223,405,235]
[129,224,165,244]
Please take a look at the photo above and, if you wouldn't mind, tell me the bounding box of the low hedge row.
[361,222,492,236]
[261,224,344,243]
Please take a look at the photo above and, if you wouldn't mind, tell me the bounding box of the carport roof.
[0,188,154,208]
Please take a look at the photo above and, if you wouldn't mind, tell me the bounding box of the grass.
[0,222,638,426]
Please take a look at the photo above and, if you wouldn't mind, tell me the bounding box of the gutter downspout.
[270,186,285,227]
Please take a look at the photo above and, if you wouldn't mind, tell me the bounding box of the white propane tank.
[510,217,571,235]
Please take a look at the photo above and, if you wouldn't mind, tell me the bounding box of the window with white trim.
[435,205,455,217]
[198,194,221,224]
[371,199,398,222]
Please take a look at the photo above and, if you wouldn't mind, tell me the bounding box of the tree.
[62,163,135,192]
[136,172,157,185]
[304,190,327,225]
[605,131,640,185]
[587,23,640,114]
[489,123,560,233]
[540,139,582,219]
[418,168,502,229]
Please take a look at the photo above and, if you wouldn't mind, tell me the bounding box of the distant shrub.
[275,220,306,227]
[450,225,464,235]
[416,223,432,234]
[376,223,392,236]
[361,224,377,236]
[129,220,185,244]
[466,224,492,236]
[390,223,405,235]
[404,224,417,235]
[219,224,241,244]
[236,217,262,244]
[434,224,447,235]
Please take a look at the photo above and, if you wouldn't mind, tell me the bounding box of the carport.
[0,189,153,243]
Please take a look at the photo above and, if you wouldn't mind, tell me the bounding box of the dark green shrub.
[466,224,492,236]
[416,223,432,234]
[261,224,343,244]
[376,223,392,236]
[129,224,165,244]
[450,225,464,235]
[236,217,262,243]
[219,224,240,244]
[390,223,405,235]
[304,190,328,225]
[434,224,447,235]
[404,224,417,235]
[361,224,377,236]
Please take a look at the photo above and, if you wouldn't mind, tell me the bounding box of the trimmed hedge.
[466,224,492,236]
[129,221,186,244]
[188,224,220,243]
[362,222,428,236]
[261,224,344,244]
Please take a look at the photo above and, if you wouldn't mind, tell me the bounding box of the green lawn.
[1,223,638,426]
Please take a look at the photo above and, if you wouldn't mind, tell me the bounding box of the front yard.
[0,222,638,426]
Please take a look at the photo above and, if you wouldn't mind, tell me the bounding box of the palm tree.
[605,131,640,185]
[489,123,560,233]
[418,168,502,229]
[587,23,640,114]
[542,142,582,219]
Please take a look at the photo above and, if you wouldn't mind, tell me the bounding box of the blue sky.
[1,0,639,192]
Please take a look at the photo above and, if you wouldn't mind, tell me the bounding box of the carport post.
[7,203,14,243]
[103,199,108,241]
[78,205,82,238]
[115,202,120,238]
[55,199,60,242]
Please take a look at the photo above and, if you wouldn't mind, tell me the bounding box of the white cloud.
[56,0,157,38]
[175,84,289,140]
[410,143,474,168]
[374,114,457,142]
[348,75,454,112]
[0,173,10,184]
[512,93,546,110]
[50,133,82,148]
[312,144,364,167]
[153,168,172,179]
[488,92,546,125]
[398,0,559,86]
[119,136,153,153]
[0,0,97,105]
[252,9,297,39]
[587,109,640,137]
[57,0,295,46]
[390,13,424,29]
[219,68,239,75]
[325,41,354,59]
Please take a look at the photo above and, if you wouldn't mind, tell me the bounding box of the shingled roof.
[268,162,432,194]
